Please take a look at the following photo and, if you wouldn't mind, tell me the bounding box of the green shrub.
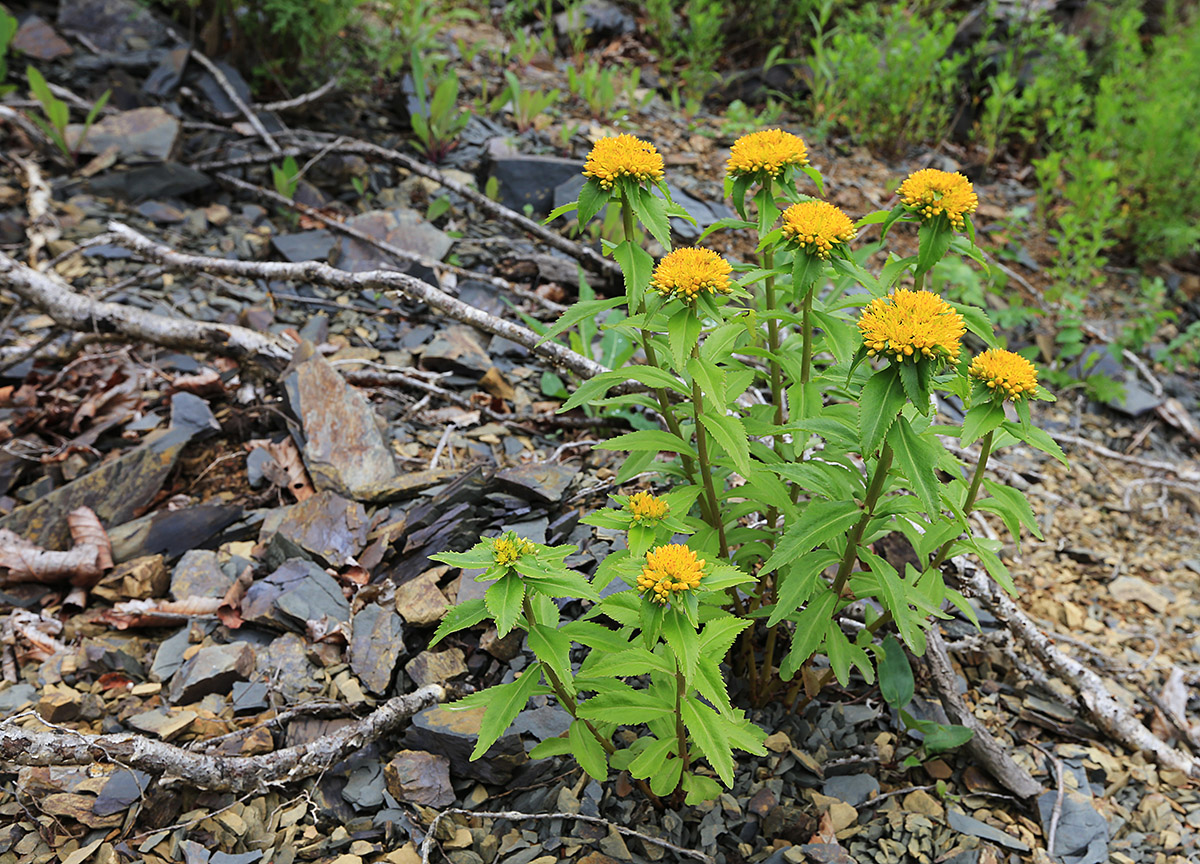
[806,2,966,152]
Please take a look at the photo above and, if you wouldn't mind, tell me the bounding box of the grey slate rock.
[168,642,255,704]
[1037,789,1108,864]
[350,603,405,695]
[273,230,336,263]
[490,156,585,217]
[171,550,233,600]
[821,773,879,808]
[947,808,1030,852]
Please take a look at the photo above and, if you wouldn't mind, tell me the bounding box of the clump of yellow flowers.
[725,129,809,180]
[650,247,733,303]
[898,168,979,232]
[491,533,537,566]
[781,201,857,259]
[637,544,705,605]
[857,289,966,363]
[969,349,1040,401]
[626,491,669,524]
[583,134,665,190]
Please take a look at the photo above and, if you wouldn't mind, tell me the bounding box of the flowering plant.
[432,132,1064,807]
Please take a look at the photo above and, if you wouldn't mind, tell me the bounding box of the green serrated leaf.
[887,416,942,517]
[681,699,735,787]
[464,663,543,759]
[569,718,609,780]
[485,571,524,637]
[699,412,751,475]
[430,599,489,646]
[761,499,861,576]
[858,366,906,455]
[768,549,840,627]
[596,429,698,458]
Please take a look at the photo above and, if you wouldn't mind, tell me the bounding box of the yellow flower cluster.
[969,349,1039,400]
[650,247,733,303]
[726,129,809,179]
[780,201,856,259]
[583,134,665,190]
[492,535,536,566]
[898,169,978,231]
[626,491,669,524]
[637,544,704,605]
[858,289,966,363]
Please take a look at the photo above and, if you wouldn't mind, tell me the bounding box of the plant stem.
[800,288,814,385]
[928,429,994,571]
[829,442,893,598]
[787,430,997,713]
[674,665,690,772]
[690,346,730,560]
[758,177,787,703]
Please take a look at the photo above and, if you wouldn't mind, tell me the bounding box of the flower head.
[491,533,536,566]
[898,169,978,231]
[858,289,966,363]
[969,349,1039,400]
[637,544,705,605]
[780,201,857,259]
[583,134,665,190]
[626,491,669,524]
[726,129,809,180]
[650,247,733,303]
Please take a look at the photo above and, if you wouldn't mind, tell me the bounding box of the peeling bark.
[0,684,445,792]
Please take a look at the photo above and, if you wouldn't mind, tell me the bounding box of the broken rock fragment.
[168,642,255,704]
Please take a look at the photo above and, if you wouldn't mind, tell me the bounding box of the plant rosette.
[581,487,703,557]
[430,532,598,641]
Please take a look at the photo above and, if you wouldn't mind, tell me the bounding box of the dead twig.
[1052,432,1200,482]
[188,50,281,154]
[0,685,445,792]
[924,628,1043,798]
[103,221,611,381]
[0,249,295,368]
[960,565,1200,778]
[193,139,621,279]
[214,172,566,315]
[255,78,338,112]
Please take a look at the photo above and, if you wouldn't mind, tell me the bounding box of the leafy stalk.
[521,596,664,809]
[790,431,996,713]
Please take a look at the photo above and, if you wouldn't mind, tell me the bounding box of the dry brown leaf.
[0,528,103,587]
[2,609,67,662]
[170,369,225,397]
[263,437,315,502]
[101,597,223,630]
[67,507,113,578]
[217,566,254,630]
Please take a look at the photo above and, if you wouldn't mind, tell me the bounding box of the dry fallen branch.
[193,138,621,279]
[923,628,1043,798]
[189,50,282,154]
[0,684,445,792]
[0,250,296,368]
[960,566,1200,778]
[215,172,567,316]
[1052,432,1200,483]
[102,221,610,380]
